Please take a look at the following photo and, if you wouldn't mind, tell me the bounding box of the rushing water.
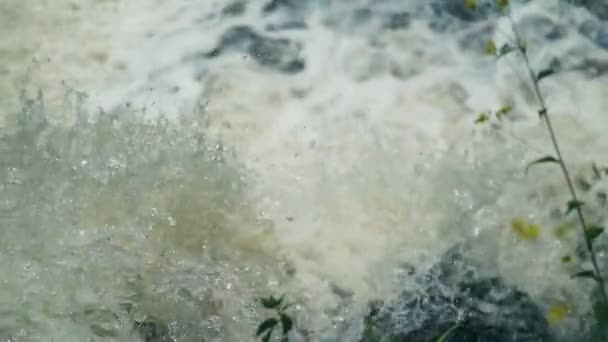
[2,0,608,340]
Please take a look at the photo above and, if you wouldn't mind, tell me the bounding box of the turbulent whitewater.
[2,0,608,340]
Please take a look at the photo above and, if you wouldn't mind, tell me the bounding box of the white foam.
[2,0,608,340]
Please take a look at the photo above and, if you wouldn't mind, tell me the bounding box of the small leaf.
[497,105,512,114]
[485,40,497,55]
[537,68,555,81]
[496,105,512,119]
[262,330,273,342]
[561,255,572,263]
[566,200,584,215]
[525,156,560,174]
[510,218,540,240]
[546,302,570,324]
[474,112,489,124]
[496,0,509,9]
[280,314,293,335]
[464,0,477,10]
[571,270,598,281]
[261,295,284,309]
[498,44,515,58]
[256,318,278,336]
[586,225,604,243]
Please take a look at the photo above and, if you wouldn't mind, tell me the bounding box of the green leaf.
[510,218,540,240]
[464,0,477,10]
[537,68,555,81]
[571,270,598,281]
[524,156,560,174]
[586,225,604,243]
[474,112,489,124]
[566,200,584,215]
[497,105,512,114]
[496,0,509,9]
[495,105,512,120]
[485,40,497,55]
[261,295,284,309]
[280,314,293,335]
[256,318,278,336]
[561,255,572,263]
[262,330,273,342]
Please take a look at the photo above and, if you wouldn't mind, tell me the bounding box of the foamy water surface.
[2,0,608,340]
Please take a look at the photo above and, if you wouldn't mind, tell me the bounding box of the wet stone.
[579,20,608,49]
[577,58,608,78]
[221,2,246,16]
[134,318,171,342]
[429,0,499,22]
[383,12,411,30]
[265,21,308,31]
[573,0,608,21]
[261,0,309,15]
[360,244,552,342]
[205,25,305,74]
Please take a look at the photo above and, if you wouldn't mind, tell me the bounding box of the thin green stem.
[507,11,608,306]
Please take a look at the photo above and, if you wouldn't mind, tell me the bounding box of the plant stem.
[507,12,608,307]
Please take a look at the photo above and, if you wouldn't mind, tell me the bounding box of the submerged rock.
[360,245,552,341]
[262,0,309,15]
[579,20,608,50]
[133,318,171,342]
[429,0,499,22]
[221,2,246,17]
[573,0,608,21]
[205,25,305,74]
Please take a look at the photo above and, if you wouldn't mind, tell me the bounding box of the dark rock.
[134,318,171,342]
[579,20,608,49]
[352,8,373,24]
[222,2,246,16]
[205,25,305,74]
[360,245,553,342]
[333,7,411,33]
[383,12,411,30]
[265,21,308,31]
[262,0,308,15]
[430,0,498,22]
[576,58,608,78]
[572,0,608,21]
